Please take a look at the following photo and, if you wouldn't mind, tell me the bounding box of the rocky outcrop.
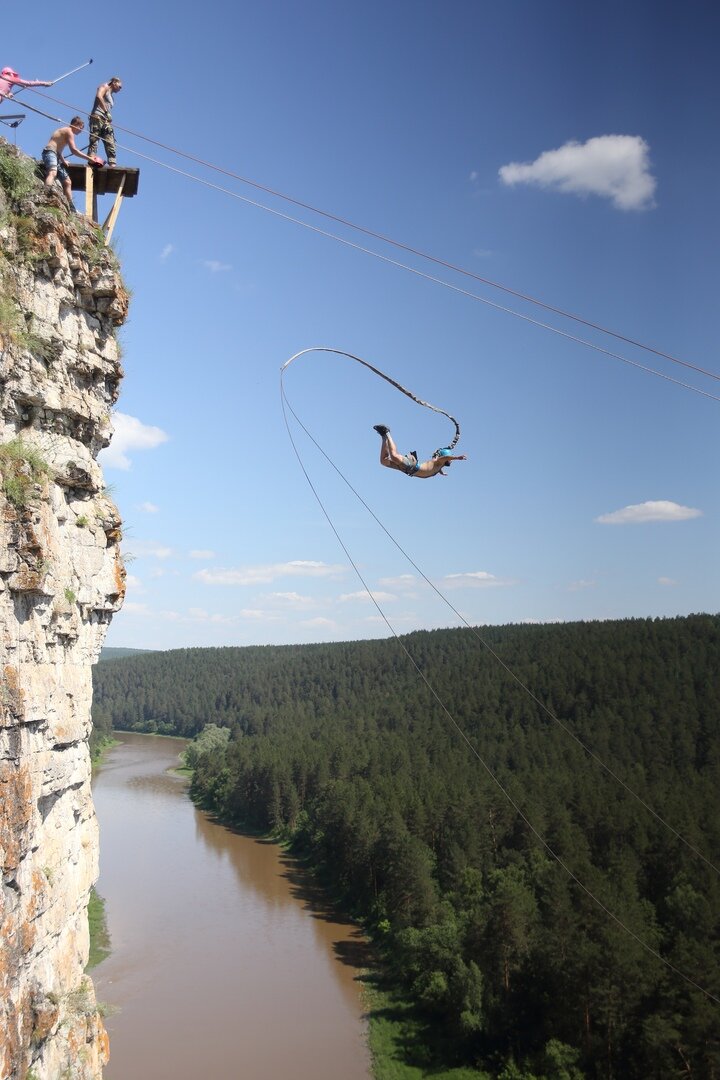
[0,143,127,1079]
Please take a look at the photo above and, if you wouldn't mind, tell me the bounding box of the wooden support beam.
[101,172,126,245]
[84,165,94,220]
[67,164,138,238]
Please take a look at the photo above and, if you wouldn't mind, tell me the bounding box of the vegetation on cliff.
[93,615,720,1077]
[0,438,52,508]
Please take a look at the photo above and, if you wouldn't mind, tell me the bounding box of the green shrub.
[0,438,52,507]
[86,887,111,971]
[0,143,37,202]
[9,212,38,255]
[0,293,22,347]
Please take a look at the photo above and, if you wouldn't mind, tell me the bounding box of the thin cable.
[30,86,720,386]
[22,92,720,403]
[24,106,719,406]
[280,349,720,877]
[280,372,719,1005]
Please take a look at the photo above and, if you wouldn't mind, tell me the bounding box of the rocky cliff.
[0,143,127,1080]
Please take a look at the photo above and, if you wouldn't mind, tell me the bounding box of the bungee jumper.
[280,348,464,477]
[374,425,467,478]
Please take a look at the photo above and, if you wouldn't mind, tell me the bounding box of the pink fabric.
[0,68,45,99]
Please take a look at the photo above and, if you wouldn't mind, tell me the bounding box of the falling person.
[373,425,467,478]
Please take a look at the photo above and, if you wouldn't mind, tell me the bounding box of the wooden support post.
[101,173,126,245]
[84,165,94,220]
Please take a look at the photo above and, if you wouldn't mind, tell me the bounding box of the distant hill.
[99,647,152,662]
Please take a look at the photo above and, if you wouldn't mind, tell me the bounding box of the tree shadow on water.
[277,850,358,927]
[331,933,375,969]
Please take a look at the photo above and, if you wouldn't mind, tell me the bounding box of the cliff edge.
[0,142,127,1080]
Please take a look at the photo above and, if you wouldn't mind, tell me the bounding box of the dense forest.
[92,615,720,1078]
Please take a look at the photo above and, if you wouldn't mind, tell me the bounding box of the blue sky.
[7,0,718,649]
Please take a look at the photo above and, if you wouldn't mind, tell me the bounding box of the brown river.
[92,732,372,1079]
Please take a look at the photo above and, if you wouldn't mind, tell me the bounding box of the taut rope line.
[29,86,720,387]
[19,92,720,404]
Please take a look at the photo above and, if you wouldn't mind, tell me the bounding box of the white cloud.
[442,571,517,588]
[265,591,316,608]
[195,560,345,586]
[338,590,397,604]
[658,576,679,587]
[189,549,216,560]
[469,170,479,182]
[473,247,493,258]
[138,501,159,514]
[187,608,242,625]
[99,412,169,470]
[300,617,337,629]
[122,601,150,615]
[596,500,702,525]
[363,613,416,625]
[132,540,175,560]
[124,574,144,594]
[160,243,175,261]
[203,259,232,273]
[239,609,281,621]
[567,579,597,592]
[499,135,656,211]
[378,574,417,588]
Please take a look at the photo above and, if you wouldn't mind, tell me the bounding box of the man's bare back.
[45,125,79,156]
[42,117,102,203]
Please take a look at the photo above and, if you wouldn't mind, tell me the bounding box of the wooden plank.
[66,164,139,198]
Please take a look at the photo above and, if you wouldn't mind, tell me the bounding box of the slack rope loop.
[281,347,461,450]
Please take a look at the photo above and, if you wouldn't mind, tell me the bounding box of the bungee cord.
[281,347,460,448]
[280,357,719,1006]
[28,86,720,388]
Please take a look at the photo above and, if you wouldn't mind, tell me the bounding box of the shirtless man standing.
[42,117,102,203]
[373,425,467,478]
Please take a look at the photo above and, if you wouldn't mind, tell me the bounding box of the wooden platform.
[67,164,140,244]
[67,164,139,198]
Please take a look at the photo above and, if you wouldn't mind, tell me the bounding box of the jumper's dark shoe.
[373,425,390,437]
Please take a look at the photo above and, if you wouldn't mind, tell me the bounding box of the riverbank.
[86,888,111,971]
[92,732,371,1079]
[200,819,474,1080]
[89,734,118,767]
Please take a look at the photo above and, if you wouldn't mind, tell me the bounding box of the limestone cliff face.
[0,143,127,1080]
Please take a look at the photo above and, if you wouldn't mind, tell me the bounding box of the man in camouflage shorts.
[88,75,122,166]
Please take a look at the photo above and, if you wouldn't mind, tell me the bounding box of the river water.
[92,732,372,1079]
